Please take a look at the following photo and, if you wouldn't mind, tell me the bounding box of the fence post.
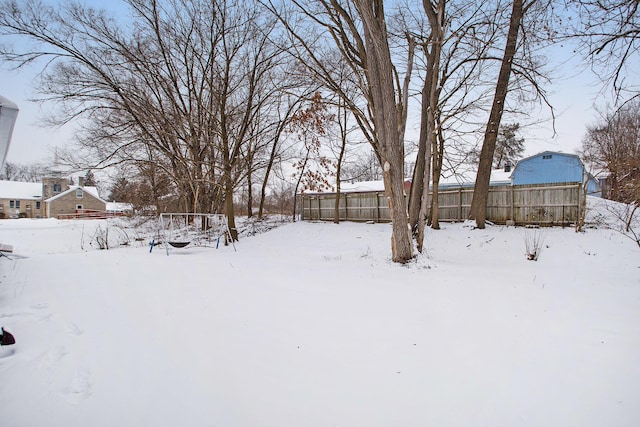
[458,188,463,221]
[510,186,515,223]
[342,193,346,221]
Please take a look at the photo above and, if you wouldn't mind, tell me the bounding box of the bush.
[524,228,546,261]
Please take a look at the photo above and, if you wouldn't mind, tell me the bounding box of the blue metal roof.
[511,151,583,185]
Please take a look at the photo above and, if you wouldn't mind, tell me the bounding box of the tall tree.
[469,0,526,229]
[268,0,414,262]
[414,0,445,250]
[401,0,518,238]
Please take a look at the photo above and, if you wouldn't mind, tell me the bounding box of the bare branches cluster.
[582,100,640,205]
[1,0,311,240]
[570,0,640,100]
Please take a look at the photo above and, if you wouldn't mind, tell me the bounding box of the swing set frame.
[157,213,236,255]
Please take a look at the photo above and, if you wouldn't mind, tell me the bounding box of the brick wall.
[0,198,44,218]
[48,189,106,217]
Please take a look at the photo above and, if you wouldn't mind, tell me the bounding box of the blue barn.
[511,151,600,196]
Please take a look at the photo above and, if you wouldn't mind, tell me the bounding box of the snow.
[0,180,42,200]
[303,180,386,194]
[1,208,639,426]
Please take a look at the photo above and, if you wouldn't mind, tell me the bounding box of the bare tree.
[340,149,383,182]
[0,0,292,240]
[469,0,525,228]
[333,95,351,224]
[401,0,509,239]
[267,0,414,262]
[1,161,48,182]
[414,0,445,249]
[582,101,640,205]
[257,92,308,219]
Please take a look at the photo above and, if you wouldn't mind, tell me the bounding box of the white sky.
[0,1,623,165]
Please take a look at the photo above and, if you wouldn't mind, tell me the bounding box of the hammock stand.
[157,213,235,255]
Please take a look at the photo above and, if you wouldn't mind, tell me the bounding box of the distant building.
[0,175,107,219]
[0,180,43,218]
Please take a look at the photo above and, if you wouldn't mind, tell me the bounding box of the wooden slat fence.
[301,182,582,226]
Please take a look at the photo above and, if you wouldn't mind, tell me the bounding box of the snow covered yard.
[0,216,639,426]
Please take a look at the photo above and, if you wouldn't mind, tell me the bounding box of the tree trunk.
[415,0,444,251]
[469,0,524,229]
[258,138,278,218]
[355,0,413,263]
[334,100,348,224]
[224,168,239,241]
[415,125,433,252]
[408,79,429,235]
[246,164,253,218]
[292,152,309,223]
[430,125,445,230]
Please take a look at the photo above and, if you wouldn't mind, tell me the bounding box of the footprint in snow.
[67,322,84,336]
[37,346,68,370]
[61,369,92,404]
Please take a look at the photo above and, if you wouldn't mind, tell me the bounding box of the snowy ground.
[0,208,639,426]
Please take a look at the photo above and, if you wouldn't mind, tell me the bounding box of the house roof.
[514,150,579,165]
[0,180,42,200]
[45,185,106,204]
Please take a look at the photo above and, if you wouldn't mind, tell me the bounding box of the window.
[9,200,20,209]
[36,201,41,210]
[542,154,553,160]
[76,204,83,211]
[76,189,83,198]
[53,183,62,192]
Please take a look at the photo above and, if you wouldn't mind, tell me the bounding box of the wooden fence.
[301,182,582,226]
[57,209,131,220]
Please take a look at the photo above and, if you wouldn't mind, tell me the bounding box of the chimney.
[78,176,85,187]
[504,162,512,173]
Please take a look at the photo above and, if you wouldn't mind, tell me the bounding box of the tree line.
[0,0,637,262]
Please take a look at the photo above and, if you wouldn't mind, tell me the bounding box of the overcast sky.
[0,1,621,166]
